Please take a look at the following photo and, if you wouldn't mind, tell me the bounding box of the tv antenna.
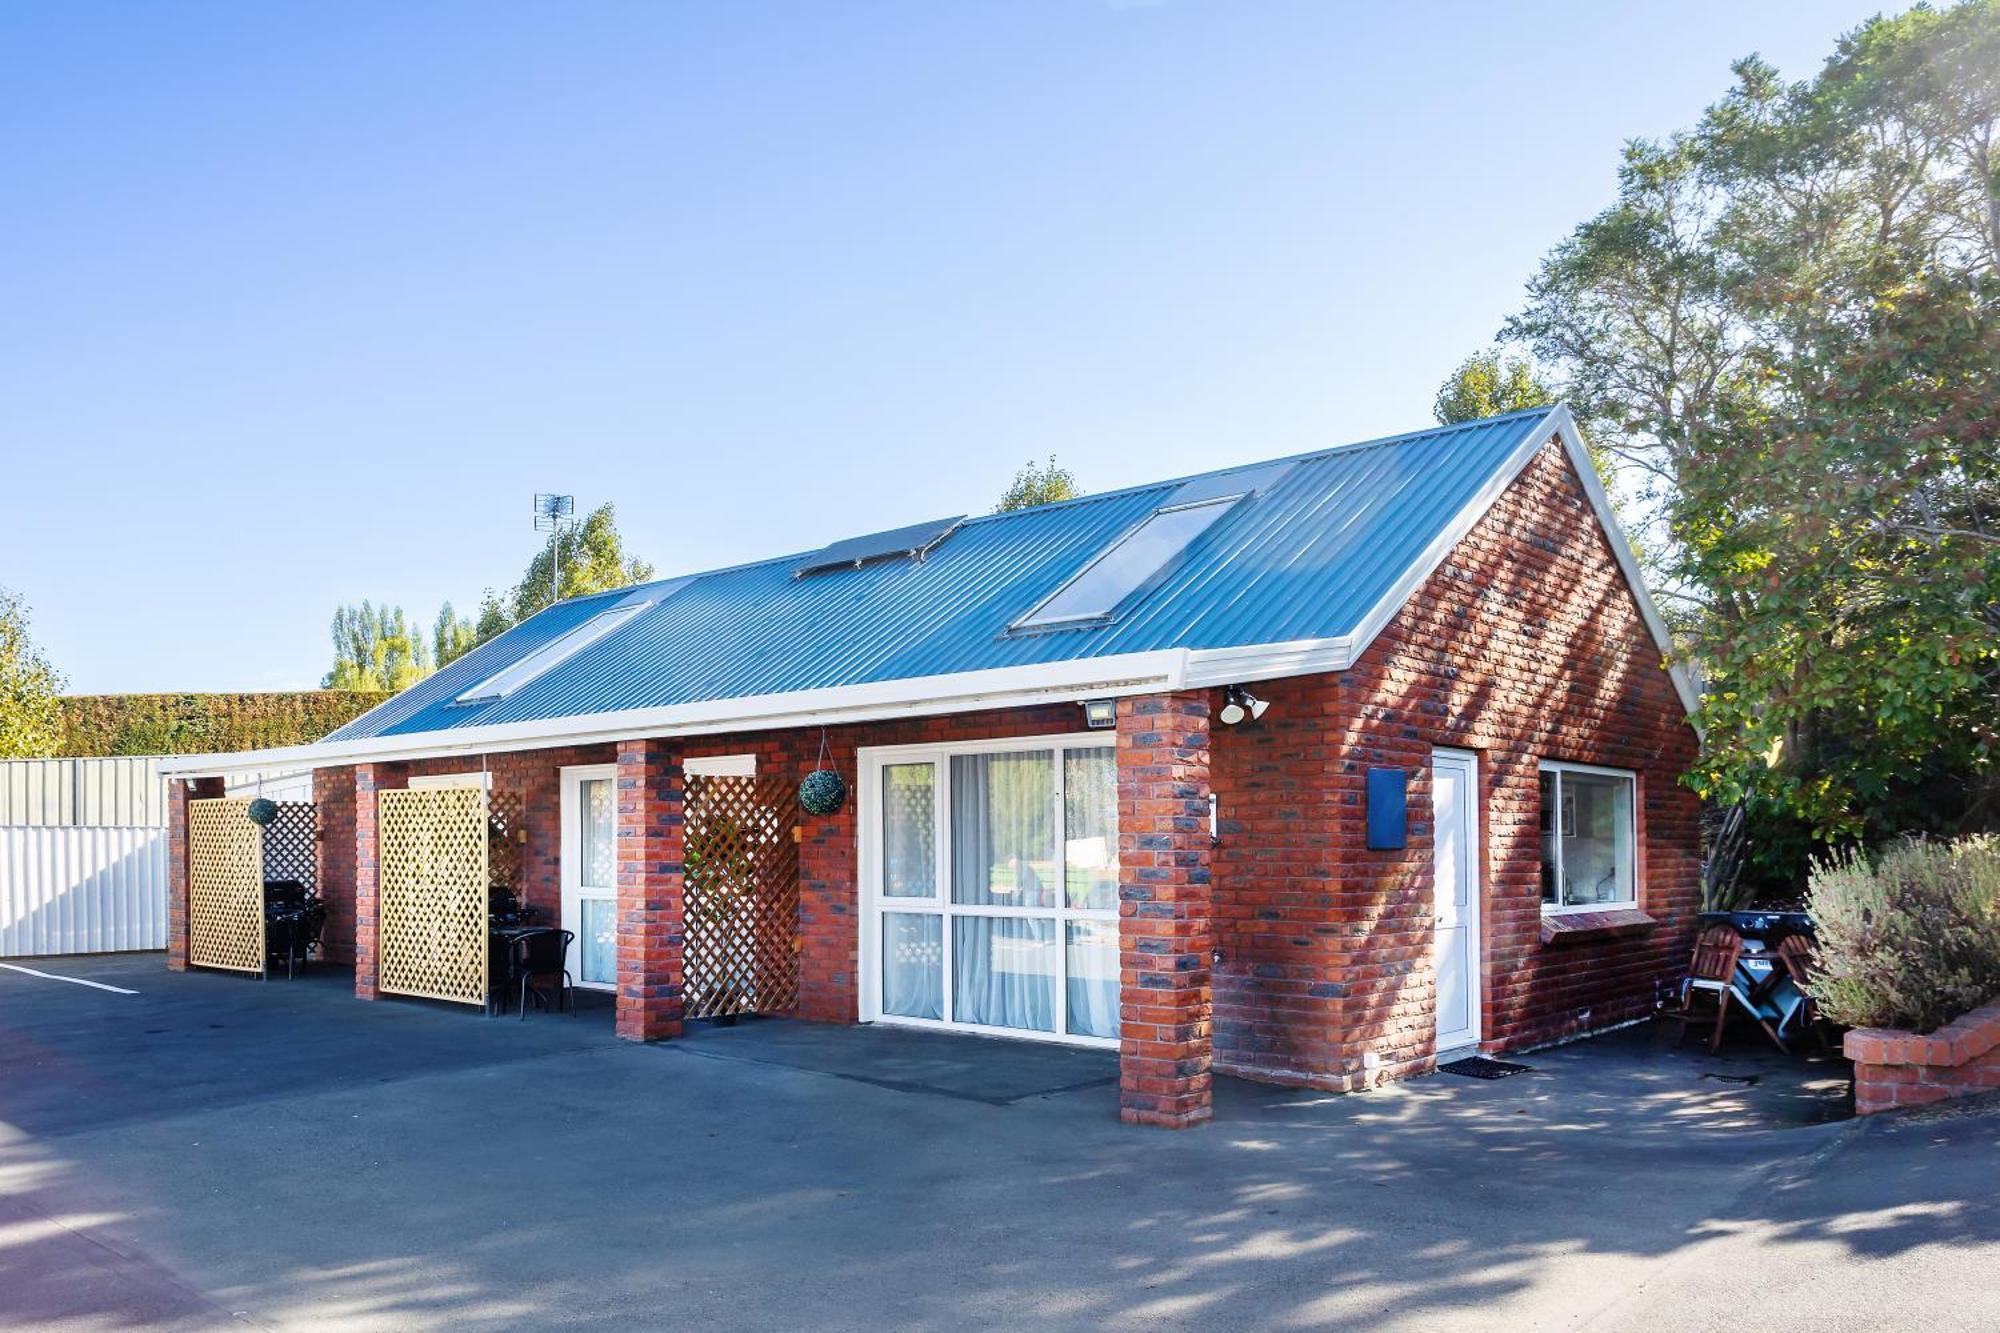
[533,493,577,608]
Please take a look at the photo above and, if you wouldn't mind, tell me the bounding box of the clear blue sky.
[2,1,1884,694]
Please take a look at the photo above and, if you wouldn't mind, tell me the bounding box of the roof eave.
[155,650,1195,779]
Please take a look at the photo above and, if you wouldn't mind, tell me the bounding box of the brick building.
[161,406,1700,1128]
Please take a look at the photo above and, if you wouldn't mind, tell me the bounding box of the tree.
[473,589,514,644]
[996,456,1082,512]
[432,602,479,669]
[1433,351,1557,424]
[323,602,430,692]
[1681,270,1999,841]
[1499,0,2000,850]
[0,586,65,759]
[510,503,655,620]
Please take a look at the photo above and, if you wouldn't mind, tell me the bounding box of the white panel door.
[1432,749,1481,1055]
[560,765,619,991]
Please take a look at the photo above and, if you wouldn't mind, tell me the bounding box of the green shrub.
[57,692,388,757]
[1807,835,2000,1033]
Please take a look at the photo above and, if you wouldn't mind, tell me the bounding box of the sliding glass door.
[864,735,1120,1046]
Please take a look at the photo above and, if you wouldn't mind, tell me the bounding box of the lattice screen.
[260,801,319,894]
[377,787,489,1006]
[188,798,265,974]
[487,791,525,892]
[684,775,801,1019]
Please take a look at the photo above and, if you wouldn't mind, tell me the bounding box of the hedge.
[58,692,390,757]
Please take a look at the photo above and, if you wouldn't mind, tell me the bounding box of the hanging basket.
[799,768,846,817]
[246,797,280,826]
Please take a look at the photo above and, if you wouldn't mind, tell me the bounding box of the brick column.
[1117,692,1215,1129]
[616,740,687,1042]
[353,762,408,1000]
[165,776,225,971]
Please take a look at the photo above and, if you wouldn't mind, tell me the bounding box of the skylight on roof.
[1012,495,1241,630]
[454,601,650,704]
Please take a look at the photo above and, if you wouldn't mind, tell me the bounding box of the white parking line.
[0,963,139,995]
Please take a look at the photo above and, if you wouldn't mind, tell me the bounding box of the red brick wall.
[164,776,224,971]
[313,768,356,963]
[1848,999,2000,1114]
[1210,437,1702,1088]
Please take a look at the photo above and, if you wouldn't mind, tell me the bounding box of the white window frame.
[1538,760,1639,915]
[856,731,1120,1049]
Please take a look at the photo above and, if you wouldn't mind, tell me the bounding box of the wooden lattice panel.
[487,791,525,891]
[260,801,319,894]
[684,775,801,1019]
[377,787,489,1006]
[188,798,265,974]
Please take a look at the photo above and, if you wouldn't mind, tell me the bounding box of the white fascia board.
[1184,636,1354,687]
[155,651,1191,779]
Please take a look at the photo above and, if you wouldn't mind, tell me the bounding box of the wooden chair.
[1669,925,1744,1053]
[1777,933,1832,1054]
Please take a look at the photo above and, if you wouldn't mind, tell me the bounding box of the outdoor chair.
[1668,925,1744,1053]
[1776,933,1833,1054]
[501,927,576,1020]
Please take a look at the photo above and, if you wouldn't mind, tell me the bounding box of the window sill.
[1540,907,1656,946]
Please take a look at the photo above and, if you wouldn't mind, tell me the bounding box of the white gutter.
[156,650,1192,779]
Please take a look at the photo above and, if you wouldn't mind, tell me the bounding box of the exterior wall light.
[1218,686,1269,726]
[1082,698,1118,729]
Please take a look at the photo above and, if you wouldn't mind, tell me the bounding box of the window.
[1539,763,1636,911]
[1013,496,1239,629]
[454,601,649,704]
[863,735,1120,1044]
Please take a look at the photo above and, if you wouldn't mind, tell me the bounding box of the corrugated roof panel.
[333,408,1559,741]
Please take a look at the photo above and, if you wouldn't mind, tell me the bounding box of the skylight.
[795,515,964,578]
[1013,495,1241,630]
[454,601,650,704]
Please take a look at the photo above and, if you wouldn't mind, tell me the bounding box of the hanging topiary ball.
[798,768,846,817]
[246,797,279,826]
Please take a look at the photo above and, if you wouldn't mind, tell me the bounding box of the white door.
[560,765,619,991]
[1432,748,1481,1055]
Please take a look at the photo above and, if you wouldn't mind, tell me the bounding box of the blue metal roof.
[326,408,1561,742]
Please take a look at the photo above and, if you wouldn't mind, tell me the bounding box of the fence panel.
[378,787,489,1006]
[187,798,265,974]
[0,826,168,957]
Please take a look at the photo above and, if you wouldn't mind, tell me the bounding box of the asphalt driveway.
[2,953,1996,1332]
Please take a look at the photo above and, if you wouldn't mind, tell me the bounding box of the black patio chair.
[502,928,576,1020]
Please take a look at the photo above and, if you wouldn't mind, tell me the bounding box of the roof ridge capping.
[953,403,1568,526]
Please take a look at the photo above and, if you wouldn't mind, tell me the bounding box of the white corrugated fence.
[0,825,167,956]
[0,756,312,958]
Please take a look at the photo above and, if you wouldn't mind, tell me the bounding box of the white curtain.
[951,752,1054,907]
[883,912,942,1019]
[954,916,1055,1031]
[1065,921,1119,1038]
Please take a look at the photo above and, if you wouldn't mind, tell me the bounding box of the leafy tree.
[1500,0,2000,850]
[433,602,479,669]
[0,586,65,759]
[473,589,514,644]
[1433,351,1558,424]
[996,456,1082,512]
[510,503,655,619]
[323,602,431,692]
[1682,270,1999,841]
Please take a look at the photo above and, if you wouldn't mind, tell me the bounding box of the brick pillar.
[1117,692,1215,1129]
[166,776,225,971]
[353,762,408,1000]
[616,740,686,1042]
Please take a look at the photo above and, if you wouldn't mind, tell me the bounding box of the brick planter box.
[1845,996,2000,1115]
